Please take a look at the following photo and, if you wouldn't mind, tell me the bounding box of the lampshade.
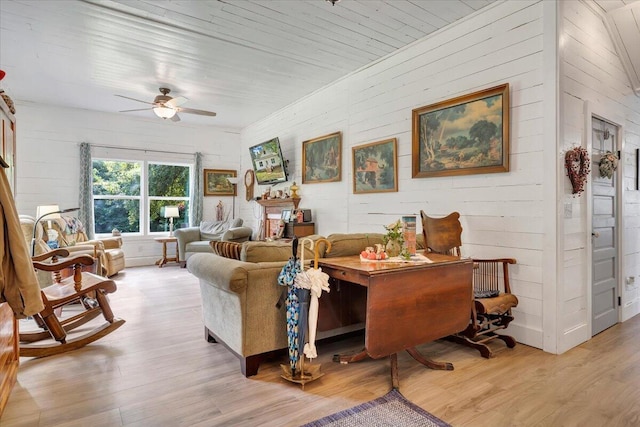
[163,206,180,218]
[36,205,61,220]
[227,177,239,185]
[153,106,177,119]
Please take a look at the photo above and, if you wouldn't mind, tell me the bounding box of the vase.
[385,239,402,257]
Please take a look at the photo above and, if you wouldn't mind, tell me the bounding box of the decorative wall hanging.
[204,169,237,196]
[352,138,398,194]
[565,146,590,195]
[302,132,341,183]
[598,151,618,179]
[412,83,510,178]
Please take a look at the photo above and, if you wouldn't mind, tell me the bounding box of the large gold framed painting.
[412,84,510,178]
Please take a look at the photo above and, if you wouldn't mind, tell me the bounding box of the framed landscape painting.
[352,138,398,194]
[204,169,237,196]
[412,83,510,178]
[302,131,341,183]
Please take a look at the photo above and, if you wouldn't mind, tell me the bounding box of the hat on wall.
[0,70,5,80]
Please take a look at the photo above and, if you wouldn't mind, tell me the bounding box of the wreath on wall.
[565,146,591,195]
[598,151,618,179]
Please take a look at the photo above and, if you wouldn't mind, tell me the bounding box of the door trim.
[585,101,624,336]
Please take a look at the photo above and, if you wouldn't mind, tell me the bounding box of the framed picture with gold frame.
[352,138,398,194]
[412,83,510,178]
[302,131,342,183]
[204,169,237,196]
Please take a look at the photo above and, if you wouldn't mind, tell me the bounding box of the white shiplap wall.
[14,103,241,266]
[241,1,549,349]
[558,0,640,353]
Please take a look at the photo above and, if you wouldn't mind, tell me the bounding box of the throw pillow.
[210,241,242,260]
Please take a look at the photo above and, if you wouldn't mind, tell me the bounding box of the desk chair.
[19,249,125,357]
[420,211,518,358]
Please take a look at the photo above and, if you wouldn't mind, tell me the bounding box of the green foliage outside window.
[93,160,190,234]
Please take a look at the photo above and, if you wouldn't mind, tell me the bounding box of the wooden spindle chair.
[420,211,518,358]
[19,249,125,357]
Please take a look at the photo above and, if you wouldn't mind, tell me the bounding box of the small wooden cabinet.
[285,222,315,238]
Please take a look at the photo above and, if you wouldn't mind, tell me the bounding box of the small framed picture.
[281,209,292,222]
[204,169,237,196]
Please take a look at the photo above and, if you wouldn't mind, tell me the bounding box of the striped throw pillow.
[210,241,242,260]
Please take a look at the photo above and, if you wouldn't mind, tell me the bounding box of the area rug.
[301,389,451,427]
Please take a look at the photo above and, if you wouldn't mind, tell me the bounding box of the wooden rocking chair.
[19,249,125,357]
[420,211,518,358]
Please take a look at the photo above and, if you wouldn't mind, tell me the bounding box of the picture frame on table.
[204,169,237,196]
[412,83,510,178]
[352,138,398,194]
[302,131,342,183]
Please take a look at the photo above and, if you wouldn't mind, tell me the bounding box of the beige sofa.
[187,233,424,377]
[175,218,253,267]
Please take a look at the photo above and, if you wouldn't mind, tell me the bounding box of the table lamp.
[227,177,239,219]
[32,205,79,255]
[163,206,180,236]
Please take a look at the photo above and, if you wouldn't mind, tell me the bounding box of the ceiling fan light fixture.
[326,0,340,5]
[153,105,176,119]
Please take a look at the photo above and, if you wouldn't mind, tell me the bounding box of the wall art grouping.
[273,83,511,194]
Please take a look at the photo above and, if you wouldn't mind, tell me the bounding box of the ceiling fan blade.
[119,108,152,113]
[176,107,217,117]
[115,94,154,105]
[170,113,181,122]
[165,96,188,108]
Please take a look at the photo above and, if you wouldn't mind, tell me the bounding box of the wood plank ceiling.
[0,0,638,128]
[0,0,496,128]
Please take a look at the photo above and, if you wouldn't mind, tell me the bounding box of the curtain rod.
[88,143,195,157]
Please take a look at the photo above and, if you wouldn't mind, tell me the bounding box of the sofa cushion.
[241,240,293,263]
[210,241,242,260]
[185,240,215,255]
[325,233,385,258]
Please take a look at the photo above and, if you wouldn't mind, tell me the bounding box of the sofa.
[175,218,253,267]
[187,232,426,377]
[19,215,125,283]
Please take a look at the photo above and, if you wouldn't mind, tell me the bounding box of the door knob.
[592,232,600,238]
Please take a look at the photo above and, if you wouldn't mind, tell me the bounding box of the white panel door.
[591,117,619,336]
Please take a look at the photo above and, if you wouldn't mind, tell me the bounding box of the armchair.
[175,218,252,267]
[19,215,125,279]
[420,211,519,358]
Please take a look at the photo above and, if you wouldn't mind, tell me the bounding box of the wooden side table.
[155,236,178,268]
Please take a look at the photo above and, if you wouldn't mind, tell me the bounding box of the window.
[92,159,191,235]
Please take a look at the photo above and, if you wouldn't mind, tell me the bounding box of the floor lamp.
[227,177,239,219]
[32,205,79,256]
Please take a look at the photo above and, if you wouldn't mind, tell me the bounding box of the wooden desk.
[317,252,473,388]
[154,237,178,267]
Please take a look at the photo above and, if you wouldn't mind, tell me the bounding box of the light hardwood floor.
[2,265,640,426]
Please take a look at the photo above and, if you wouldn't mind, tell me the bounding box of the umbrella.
[277,237,302,376]
[295,238,332,360]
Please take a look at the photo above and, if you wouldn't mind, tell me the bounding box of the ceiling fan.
[116,87,217,122]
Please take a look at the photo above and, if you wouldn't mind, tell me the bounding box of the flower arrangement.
[382,219,404,245]
[599,151,618,179]
[565,146,591,196]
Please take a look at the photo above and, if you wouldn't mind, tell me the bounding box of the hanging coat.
[0,168,44,317]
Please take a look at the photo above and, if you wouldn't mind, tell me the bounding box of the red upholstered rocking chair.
[420,211,518,358]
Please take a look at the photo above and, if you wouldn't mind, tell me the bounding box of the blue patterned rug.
[301,389,451,427]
